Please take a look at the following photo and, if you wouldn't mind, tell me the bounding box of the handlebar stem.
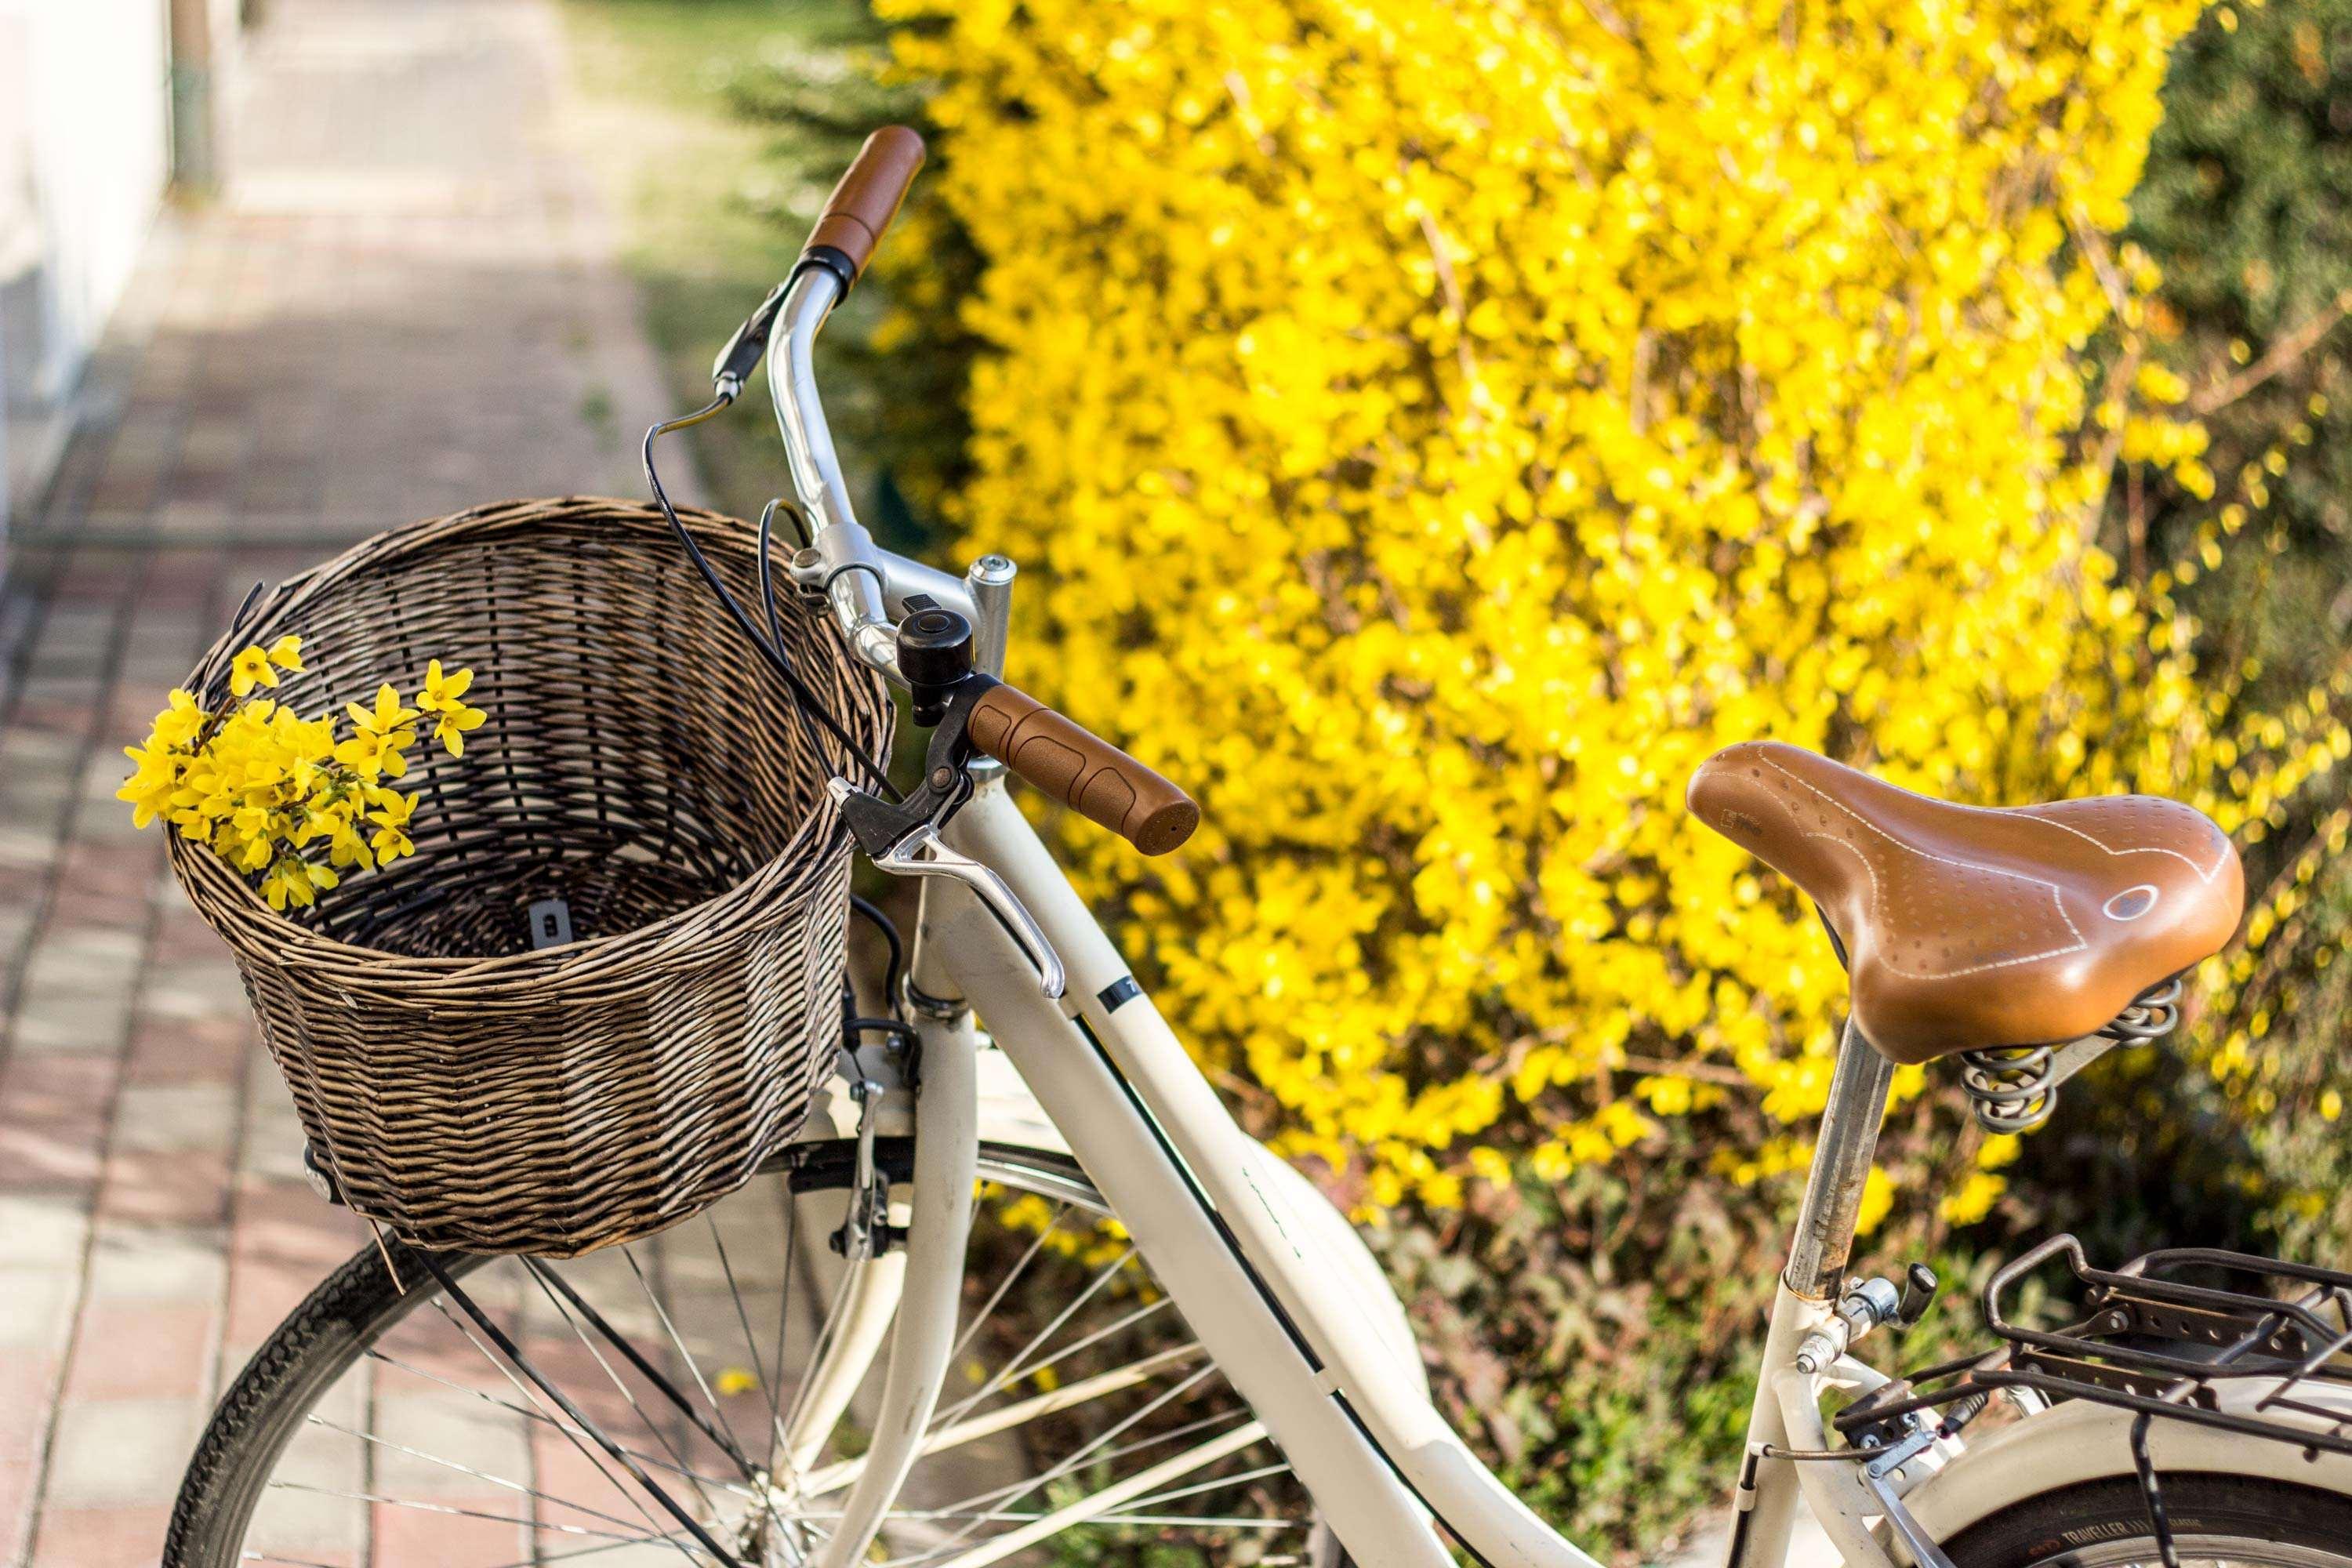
[965,555,1015,680]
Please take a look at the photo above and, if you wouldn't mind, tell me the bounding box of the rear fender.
[1892,1379,2352,1559]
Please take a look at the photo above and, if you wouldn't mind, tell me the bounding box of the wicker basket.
[169,497,894,1257]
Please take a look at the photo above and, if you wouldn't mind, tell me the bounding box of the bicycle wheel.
[167,1144,1327,1568]
[1941,1473,2352,1567]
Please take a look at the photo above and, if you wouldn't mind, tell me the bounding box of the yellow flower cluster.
[880,0,2335,1215]
[121,646,485,911]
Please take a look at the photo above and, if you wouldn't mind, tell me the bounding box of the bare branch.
[2190,285,2352,416]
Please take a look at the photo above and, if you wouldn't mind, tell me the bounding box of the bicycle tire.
[1940,1472,2352,1566]
[166,1144,1321,1568]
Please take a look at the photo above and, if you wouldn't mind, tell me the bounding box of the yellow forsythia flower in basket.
[118,638,486,911]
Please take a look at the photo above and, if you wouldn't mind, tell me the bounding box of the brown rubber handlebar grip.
[803,126,926,287]
[968,685,1200,855]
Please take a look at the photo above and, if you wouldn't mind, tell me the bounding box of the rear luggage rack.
[1835,1234,2352,1459]
[1978,1235,2352,1454]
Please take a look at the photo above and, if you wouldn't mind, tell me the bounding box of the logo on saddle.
[1687,742,2245,1065]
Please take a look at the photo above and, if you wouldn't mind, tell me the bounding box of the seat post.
[1782,1018,1896,1300]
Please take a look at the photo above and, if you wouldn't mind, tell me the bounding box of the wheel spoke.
[620,1248,754,1468]
[220,1159,1312,1568]
[774,1254,866,1468]
[708,1214,783,1447]
[529,1257,756,1481]
[514,1261,733,1523]
[474,1526,747,1568]
[801,1338,1208,1502]
[262,1482,656,1547]
[1122,1457,1294,1513]
[770,1183,803,1453]
[931,1243,1137,1430]
[932,1399,1251,1522]
[810,1505,1295,1528]
[362,1348,742,1495]
[300,1413,660,1540]
[940,1200,1071,1376]
[904,1363,1225,1563]
[426,1253,743,1566]
[952,1292,1176,1420]
[418,1288,688,1552]
[875,1416,1269,1568]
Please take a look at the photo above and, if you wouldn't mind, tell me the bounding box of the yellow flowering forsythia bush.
[869,1,2352,1537]
[119,642,485,909]
[882,0,2348,1225]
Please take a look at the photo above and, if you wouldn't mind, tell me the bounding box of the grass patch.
[556,0,896,519]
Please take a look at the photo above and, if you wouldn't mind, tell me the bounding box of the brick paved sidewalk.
[0,2,692,1562]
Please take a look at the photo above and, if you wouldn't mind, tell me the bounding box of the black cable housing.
[641,398,901,800]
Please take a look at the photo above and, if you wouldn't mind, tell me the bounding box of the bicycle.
[165,127,2352,1568]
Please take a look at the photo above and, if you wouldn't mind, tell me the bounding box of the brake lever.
[826,779,1065,998]
[710,280,790,401]
[818,602,1066,997]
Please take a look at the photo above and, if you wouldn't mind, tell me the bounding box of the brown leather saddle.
[1687,742,2245,1065]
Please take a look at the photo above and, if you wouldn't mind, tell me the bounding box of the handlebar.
[799,126,926,292]
[760,128,1200,855]
[968,684,1199,855]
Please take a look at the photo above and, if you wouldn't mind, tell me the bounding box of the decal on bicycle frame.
[1098,975,1142,1013]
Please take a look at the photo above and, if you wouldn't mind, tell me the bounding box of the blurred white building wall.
[0,0,175,558]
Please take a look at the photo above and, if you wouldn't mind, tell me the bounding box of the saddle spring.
[1956,978,2183,1134]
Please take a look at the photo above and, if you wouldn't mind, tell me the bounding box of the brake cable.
[641,354,902,801]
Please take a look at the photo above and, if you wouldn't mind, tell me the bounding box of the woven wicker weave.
[169,497,893,1257]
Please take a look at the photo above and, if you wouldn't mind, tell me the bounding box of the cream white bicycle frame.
[753,264,2352,1568]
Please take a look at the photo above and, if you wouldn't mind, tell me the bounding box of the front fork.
[786,885,982,1568]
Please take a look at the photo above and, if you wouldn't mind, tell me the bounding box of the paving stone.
[103,1149,235,1227]
[0,1115,106,1191]
[13,675,102,711]
[221,1175,365,1366]
[20,926,144,991]
[0,1190,93,1267]
[141,960,256,1023]
[43,1396,207,1506]
[0,909,35,974]
[12,982,135,1054]
[111,1083,239,1156]
[85,1222,229,1303]
[242,1393,367,1562]
[374,1388,535,1495]
[0,727,79,772]
[1,0,704,1558]
[239,1055,310,1185]
[0,820,61,869]
[0,1352,61,1566]
[0,1267,80,1350]
[0,761,74,806]
[0,1053,115,1122]
[59,1298,216,1402]
[26,1503,175,1568]
[125,1011,248,1086]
